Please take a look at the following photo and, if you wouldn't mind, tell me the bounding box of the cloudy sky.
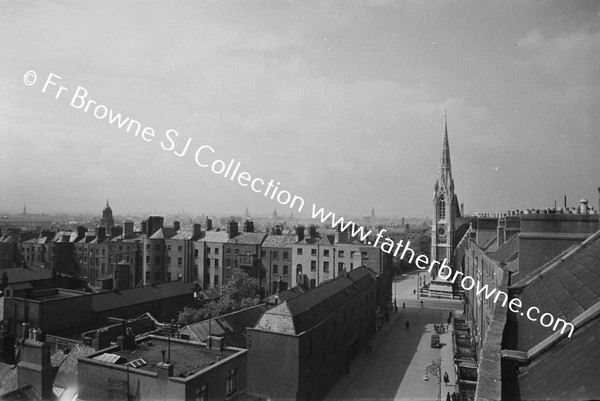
[1,0,599,218]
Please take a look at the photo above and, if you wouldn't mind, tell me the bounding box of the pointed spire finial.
[106,198,109,207]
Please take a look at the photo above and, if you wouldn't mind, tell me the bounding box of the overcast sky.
[1,1,599,218]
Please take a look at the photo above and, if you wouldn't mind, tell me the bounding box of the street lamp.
[423,359,442,401]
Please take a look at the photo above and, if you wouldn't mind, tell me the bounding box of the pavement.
[325,272,461,401]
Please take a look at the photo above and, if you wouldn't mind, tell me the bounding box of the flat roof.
[89,336,237,378]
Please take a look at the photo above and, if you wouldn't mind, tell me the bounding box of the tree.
[177,268,260,325]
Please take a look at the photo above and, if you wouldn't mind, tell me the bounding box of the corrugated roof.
[91,281,194,313]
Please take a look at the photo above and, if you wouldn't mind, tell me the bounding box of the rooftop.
[226,232,267,245]
[88,336,237,378]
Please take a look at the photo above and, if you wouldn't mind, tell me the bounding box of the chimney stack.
[173,221,181,232]
[308,225,317,238]
[123,220,134,238]
[17,328,53,400]
[243,219,254,233]
[580,199,589,214]
[227,221,239,239]
[296,226,305,242]
[193,223,202,239]
[205,218,213,231]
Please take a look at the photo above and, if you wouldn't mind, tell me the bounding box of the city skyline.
[2,1,599,218]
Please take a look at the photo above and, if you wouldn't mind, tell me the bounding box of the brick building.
[247,267,377,400]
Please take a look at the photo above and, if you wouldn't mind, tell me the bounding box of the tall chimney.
[123,220,134,238]
[296,226,305,242]
[193,223,202,239]
[173,221,181,232]
[227,221,239,239]
[461,203,465,216]
[205,218,213,231]
[308,225,317,238]
[243,219,254,233]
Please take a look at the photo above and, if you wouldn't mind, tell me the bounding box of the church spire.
[439,112,451,174]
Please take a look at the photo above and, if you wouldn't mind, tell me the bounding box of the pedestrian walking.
[443,372,450,386]
[420,300,423,308]
[413,289,416,295]
[446,392,451,401]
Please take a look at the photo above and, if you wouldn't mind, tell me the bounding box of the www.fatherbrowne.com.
[311,204,575,339]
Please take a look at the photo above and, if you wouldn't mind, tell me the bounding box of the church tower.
[101,199,115,231]
[431,115,456,278]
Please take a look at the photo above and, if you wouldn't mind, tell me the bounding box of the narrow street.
[326,273,463,401]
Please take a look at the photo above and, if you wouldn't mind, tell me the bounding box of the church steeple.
[437,113,454,192]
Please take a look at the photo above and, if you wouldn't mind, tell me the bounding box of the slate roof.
[91,280,194,313]
[254,268,374,335]
[0,266,53,284]
[149,227,176,240]
[510,231,600,352]
[199,230,230,243]
[487,234,519,263]
[516,317,600,401]
[262,234,297,248]
[180,304,271,348]
[226,232,267,245]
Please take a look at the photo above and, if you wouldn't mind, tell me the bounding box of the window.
[283,266,288,276]
[167,272,172,281]
[439,195,446,220]
[195,249,199,257]
[283,251,289,260]
[338,250,344,258]
[167,245,172,251]
[311,260,316,271]
[226,248,231,254]
[178,246,183,252]
[146,244,150,251]
[261,250,266,258]
[214,259,219,267]
[324,261,330,272]
[196,384,208,401]
[207,247,211,254]
[234,249,239,255]
[273,264,278,275]
[145,271,150,281]
[338,262,344,272]
[214,248,219,255]
[311,248,317,256]
[119,246,123,252]
[297,248,303,255]
[178,257,183,266]
[273,251,279,259]
[146,256,150,263]
[155,244,161,251]
[226,369,237,396]
[296,264,303,275]
[214,275,219,286]
[324,249,330,257]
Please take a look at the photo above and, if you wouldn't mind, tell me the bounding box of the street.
[326,273,462,401]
